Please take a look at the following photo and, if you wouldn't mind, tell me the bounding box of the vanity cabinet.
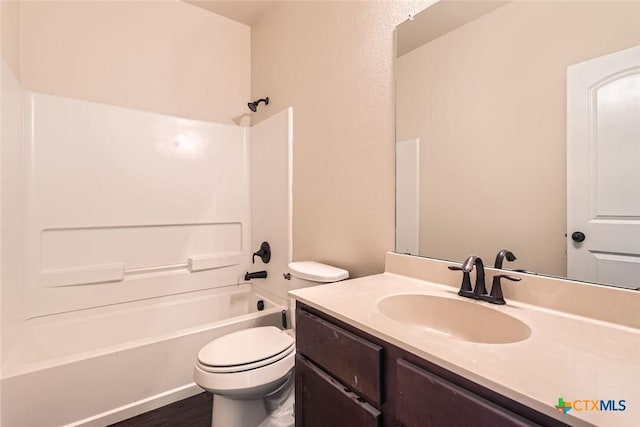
[396,359,532,427]
[296,355,381,427]
[295,303,567,427]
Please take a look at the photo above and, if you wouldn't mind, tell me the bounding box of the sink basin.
[377,294,531,344]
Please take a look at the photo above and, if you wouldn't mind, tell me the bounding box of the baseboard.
[64,383,204,427]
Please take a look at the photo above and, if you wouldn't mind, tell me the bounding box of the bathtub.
[1,284,285,427]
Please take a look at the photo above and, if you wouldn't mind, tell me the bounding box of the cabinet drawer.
[295,355,381,427]
[296,308,383,405]
[396,359,535,427]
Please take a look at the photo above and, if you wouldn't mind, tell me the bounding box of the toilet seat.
[194,326,296,396]
[197,326,294,370]
[197,345,295,373]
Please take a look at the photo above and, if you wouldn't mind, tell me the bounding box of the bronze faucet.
[449,255,520,305]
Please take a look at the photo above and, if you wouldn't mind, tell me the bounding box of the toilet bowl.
[193,261,348,427]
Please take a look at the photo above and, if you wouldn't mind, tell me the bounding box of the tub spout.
[245,271,268,280]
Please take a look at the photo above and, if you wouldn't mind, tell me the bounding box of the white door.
[396,138,420,255]
[567,45,640,289]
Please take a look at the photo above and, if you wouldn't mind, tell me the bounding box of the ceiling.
[184,0,274,26]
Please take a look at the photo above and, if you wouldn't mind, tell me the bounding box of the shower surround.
[1,88,293,426]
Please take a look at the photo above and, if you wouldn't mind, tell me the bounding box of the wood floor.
[109,392,212,427]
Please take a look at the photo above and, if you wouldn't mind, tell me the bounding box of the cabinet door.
[396,359,535,427]
[296,308,383,405]
[295,355,381,427]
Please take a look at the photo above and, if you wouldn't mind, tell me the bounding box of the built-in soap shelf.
[42,252,244,287]
[187,252,244,272]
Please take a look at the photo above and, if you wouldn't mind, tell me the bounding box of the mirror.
[395,0,640,289]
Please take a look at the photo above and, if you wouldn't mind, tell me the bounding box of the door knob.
[571,231,586,242]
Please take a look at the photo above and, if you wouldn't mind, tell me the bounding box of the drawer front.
[295,355,381,427]
[396,359,536,427]
[296,308,383,405]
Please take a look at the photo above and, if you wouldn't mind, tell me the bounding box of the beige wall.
[19,0,250,124]
[397,1,640,276]
[251,1,431,278]
[1,0,24,364]
[1,0,20,78]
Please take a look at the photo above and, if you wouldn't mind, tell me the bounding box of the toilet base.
[258,387,295,427]
[210,373,295,427]
[212,395,268,427]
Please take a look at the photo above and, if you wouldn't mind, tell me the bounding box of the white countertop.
[289,273,640,427]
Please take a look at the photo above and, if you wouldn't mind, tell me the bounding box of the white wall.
[249,108,293,303]
[24,93,251,318]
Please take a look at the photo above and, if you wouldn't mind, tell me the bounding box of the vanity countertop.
[289,272,640,427]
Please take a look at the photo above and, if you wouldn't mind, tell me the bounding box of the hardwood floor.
[109,392,212,427]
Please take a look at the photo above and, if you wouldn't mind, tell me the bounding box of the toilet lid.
[288,261,349,282]
[197,346,295,374]
[198,326,294,367]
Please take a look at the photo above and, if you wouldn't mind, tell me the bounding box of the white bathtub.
[1,284,285,427]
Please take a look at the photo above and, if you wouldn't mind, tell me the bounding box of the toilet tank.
[287,261,349,330]
[288,261,348,288]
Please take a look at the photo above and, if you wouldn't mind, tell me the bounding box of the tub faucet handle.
[252,242,271,264]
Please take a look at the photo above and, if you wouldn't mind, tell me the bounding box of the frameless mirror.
[395,0,640,289]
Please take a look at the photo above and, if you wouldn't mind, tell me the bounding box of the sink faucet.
[487,274,521,305]
[494,249,516,269]
[462,255,487,298]
[448,255,486,298]
[449,255,521,304]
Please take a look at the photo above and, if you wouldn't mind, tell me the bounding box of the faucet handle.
[494,274,521,283]
[252,241,271,264]
[448,266,473,295]
[485,274,521,305]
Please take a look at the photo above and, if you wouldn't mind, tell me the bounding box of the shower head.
[248,97,269,112]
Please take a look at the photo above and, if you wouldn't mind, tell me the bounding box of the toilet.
[193,261,349,427]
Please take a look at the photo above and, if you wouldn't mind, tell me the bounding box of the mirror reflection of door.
[396,138,420,255]
[567,45,640,289]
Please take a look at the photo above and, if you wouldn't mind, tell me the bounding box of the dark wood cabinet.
[296,308,383,405]
[295,303,568,427]
[295,354,381,427]
[396,359,533,427]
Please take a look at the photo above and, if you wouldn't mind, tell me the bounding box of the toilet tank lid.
[288,261,349,282]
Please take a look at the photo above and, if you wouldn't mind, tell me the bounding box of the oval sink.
[377,294,531,344]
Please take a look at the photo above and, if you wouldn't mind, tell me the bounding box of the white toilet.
[193,261,349,427]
